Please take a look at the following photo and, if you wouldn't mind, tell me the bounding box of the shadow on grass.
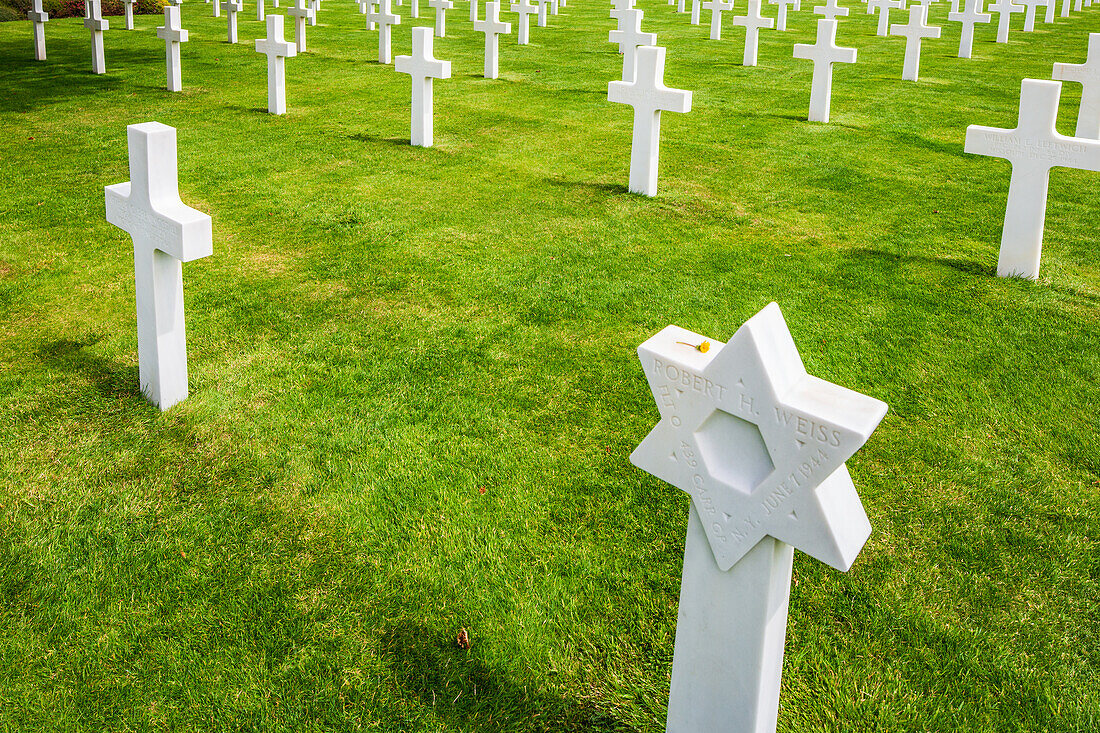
[346,132,411,146]
[35,335,145,403]
[543,177,630,196]
[379,620,639,732]
[845,248,996,278]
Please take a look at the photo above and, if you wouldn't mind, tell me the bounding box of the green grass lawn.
[2,1,1099,730]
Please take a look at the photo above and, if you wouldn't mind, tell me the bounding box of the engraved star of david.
[630,303,888,572]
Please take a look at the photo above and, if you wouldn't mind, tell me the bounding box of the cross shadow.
[543,177,630,196]
[35,336,146,403]
[844,247,995,278]
[346,132,411,146]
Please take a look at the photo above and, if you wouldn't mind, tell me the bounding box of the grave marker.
[989,0,1023,42]
[84,0,108,75]
[770,0,799,30]
[794,18,856,122]
[1052,33,1100,139]
[123,0,135,29]
[733,0,775,66]
[395,26,452,147]
[890,4,940,80]
[257,0,265,21]
[631,302,887,733]
[1020,0,1043,28]
[367,0,400,63]
[691,0,701,24]
[255,13,296,113]
[28,0,48,61]
[105,122,213,411]
[964,79,1100,279]
[511,0,537,43]
[703,0,735,40]
[869,0,905,35]
[429,0,453,35]
[948,0,990,58]
[156,6,189,92]
[288,0,314,51]
[814,0,850,20]
[536,0,550,25]
[607,45,692,196]
[222,0,243,43]
[609,8,656,83]
[473,0,511,78]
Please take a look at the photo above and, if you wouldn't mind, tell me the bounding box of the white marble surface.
[631,303,886,733]
[793,18,856,122]
[607,45,692,196]
[395,26,451,147]
[511,0,537,43]
[702,0,734,40]
[609,9,656,83]
[988,0,1023,42]
[156,6,189,92]
[769,0,798,30]
[428,0,453,36]
[84,0,108,75]
[1053,33,1100,139]
[221,0,242,42]
[28,0,48,61]
[368,0,400,62]
[814,0,849,20]
[965,79,1100,279]
[733,0,774,66]
[105,123,213,411]
[948,0,990,58]
[256,13,296,113]
[890,3,939,81]
[288,0,314,51]
[473,1,511,78]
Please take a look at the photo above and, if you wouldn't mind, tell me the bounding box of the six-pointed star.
[630,303,887,572]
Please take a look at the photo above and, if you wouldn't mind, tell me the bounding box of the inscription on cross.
[965,79,1100,279]
[105,123,213,411]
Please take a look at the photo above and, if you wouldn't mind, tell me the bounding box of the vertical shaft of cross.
[29,0,48,61]
[666,508,794,733]
[1053,34,1100,140]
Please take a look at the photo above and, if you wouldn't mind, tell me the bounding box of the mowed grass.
[2,1,1100,730]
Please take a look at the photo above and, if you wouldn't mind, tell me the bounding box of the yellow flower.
[698,341,710,353]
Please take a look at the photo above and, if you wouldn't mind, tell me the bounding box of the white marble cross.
[28,0,48,61]
[609,9,656,83]
[105,123,213,411]
[470,0,479,21]
[1053,34,1100,139]
[631,302,886,733]
[948,0,990,58]
[870,0,905,35]
[536,0,550,25]
[255,13,296,113]
[890,4,939,80]
[395,27,452,147]
[256,0,265,21]
[1043,0,1056,22]
[85,0,108,75]
[288,0,314,51]
[965,79,1100,279]
[988,0,1023,42]
[474,0,511,78]
[428,0,453,35]
[794,18,856,122]
[770,0,799,30]
[703,0,735,39]
[1061,0,1072,17]
[814,0,850,20]
[733,0,774,66]
[608,45,692,197]
[368,0,400,63]
[156,6,189,92]
[511,0,537,43]
[222,0,242,42]
[308,0,319,23]
[212,0,220,16]
[411,0,420,18]
[1019,0,1043,28]
[610,0,635,25]
[691,0,702,24]
[123,0,135,29]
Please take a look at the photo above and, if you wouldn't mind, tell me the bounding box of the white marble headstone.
[474,0,511,78]
[631,302,887,733]
[890,3,940,81]
[733,0,774,67]
[964,79,1100,279]
[793,18,857,122]
[84,0,108,75]
[609,9,656,83]
[607,45,692,197]
[948,0,991,58]
[255,13,296,113]
[288,0,314,51]
[1053,33,1100,139]
[105,123,213,411]
[28,0,48,61]
[368,0,400,63]
[156,6,189,92]
[395,26,452,147]
[511,0,538,43]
